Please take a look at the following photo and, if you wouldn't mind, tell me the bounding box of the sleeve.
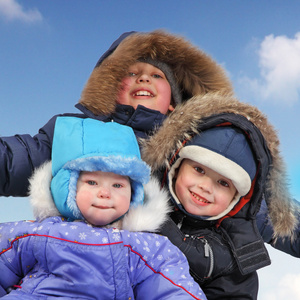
[0,221,37,296]
[257,199,300,258]
[0,113,86,197]
[127,233,207,300]
[0,116,58,197]
[202,270,259,300]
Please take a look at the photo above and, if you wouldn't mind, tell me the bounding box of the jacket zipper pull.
[204,239,210,257]
[202,238,214,278]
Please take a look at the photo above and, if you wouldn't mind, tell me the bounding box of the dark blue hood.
[94,31,137,68]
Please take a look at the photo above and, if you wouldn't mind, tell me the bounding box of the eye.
[87,180,97,186]
[112,183,123,188]
[218,179,230,188]
[194,166,205,174]
[152,73,163,79]
[128,72,137,77]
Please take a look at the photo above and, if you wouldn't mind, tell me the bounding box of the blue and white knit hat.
[50,117,150,221]
[168,126,257,220]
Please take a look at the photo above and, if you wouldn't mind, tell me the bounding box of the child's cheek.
[119,78,131,92]
[77,189,93,206]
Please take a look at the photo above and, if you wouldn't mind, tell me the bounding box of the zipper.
[201,238,214,278]
[184,234,214,279]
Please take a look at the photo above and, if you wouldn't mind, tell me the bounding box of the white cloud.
[258,245,300,300]
[261,273,300,300]
[0,0,43,23]
[239,33,300,106]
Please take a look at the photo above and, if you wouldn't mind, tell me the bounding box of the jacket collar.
[75,103,166,139]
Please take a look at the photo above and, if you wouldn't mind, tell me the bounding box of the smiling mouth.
[190,191,210,204]
[133,90,154,97]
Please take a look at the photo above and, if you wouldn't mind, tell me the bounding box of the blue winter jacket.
[257,199,300,257]
[0,217,206,300]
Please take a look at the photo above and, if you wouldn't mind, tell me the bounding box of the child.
[1,29,298,276]
[141,93,299,299]
[0,29,233,197]
[0,117,207,300]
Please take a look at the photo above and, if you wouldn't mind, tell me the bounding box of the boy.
[0,118,207,300]
[0,30,233,197]
[141,93,299,299]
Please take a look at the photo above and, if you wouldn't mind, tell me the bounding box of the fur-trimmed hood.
[79,30,233,116]
[141,92,298,239]
[29,161,171,232]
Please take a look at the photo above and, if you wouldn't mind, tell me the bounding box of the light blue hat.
[50,117,150,221]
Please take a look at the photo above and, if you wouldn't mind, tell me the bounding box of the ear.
[173,167,179,180]
[168,104,175,112]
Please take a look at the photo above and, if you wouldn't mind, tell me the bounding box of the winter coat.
[257,199,300,258]
[0,29,232,197]
[141,92,300,299]
[0,161,207,300]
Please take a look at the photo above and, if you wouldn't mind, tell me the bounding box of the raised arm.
[257,199,300,258]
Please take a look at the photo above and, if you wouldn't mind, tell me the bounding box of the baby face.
[76,171,131,226]
[174,159,237,217]
[117,62,174,114]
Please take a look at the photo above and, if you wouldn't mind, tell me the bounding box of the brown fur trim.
[141,92,298,238]
[79,30,233,115]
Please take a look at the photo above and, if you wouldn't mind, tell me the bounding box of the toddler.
[0,118,207,300]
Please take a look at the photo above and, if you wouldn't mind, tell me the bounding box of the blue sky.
[0,0,299,298]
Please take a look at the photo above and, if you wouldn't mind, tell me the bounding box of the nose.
[198,177,213,194]
[97,187,111,199]
[137,73,151,83]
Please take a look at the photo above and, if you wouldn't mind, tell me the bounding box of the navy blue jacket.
[141,93,300,299]
[257,199,300,257]
[0,103,165,197]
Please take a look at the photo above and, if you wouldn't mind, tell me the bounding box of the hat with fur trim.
[168,126,257,220]
[50,117,150,221]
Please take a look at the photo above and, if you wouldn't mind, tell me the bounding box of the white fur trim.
[111,178,172,232]
[29,161,61,220]
[29,163,170,232]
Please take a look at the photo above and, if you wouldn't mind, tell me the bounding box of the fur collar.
[141,92,299,239]
[79,30,233,116]
[29,161,171,232]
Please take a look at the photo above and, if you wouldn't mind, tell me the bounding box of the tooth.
[135,91,151,96]
[192,192,208,203]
